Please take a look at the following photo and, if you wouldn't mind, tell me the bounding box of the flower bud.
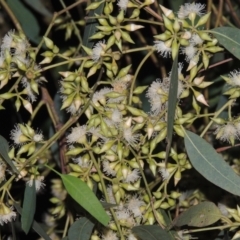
[162,15,173,33]
[196,12,211,27]
[160,202,170,209]
[173,19,180,32]
[22,99,33,114]
[66,147,84,156]
[154,31,172,41]
[121,30,134,44]
[130,8,140,18]
[43,37,54,49]
[86,1,103,10]
[159,5,175,19]
[117,10,124,23]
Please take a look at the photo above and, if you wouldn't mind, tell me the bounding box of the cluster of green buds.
[40,37,60,64]
[0,30,45,112]
[59,70,90,114]
[155,4,223,69]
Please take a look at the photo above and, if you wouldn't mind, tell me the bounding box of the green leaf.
[61,174,110,226]
[82,0,104,53]
[21,180,36,234]
[132,225,173,240]
[0,135,18,174]
[210,27,240,60]
[165,55,178,164]
[184,130,240,196]
[6,0,41,44]
[14,203,52,240]
[68,217,95,240]
[173,201,221,227]
[24,0,53,18]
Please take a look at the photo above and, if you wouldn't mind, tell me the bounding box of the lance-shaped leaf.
[21,180,36,234]
[0,135,18,174]
[68,217,95,240]
[173,201,221,227]
[132,225,173,240]
[14,203,51,240]
[61,174,110,226]
[165,55,179,164]
[82,0,104,54]
[210,27,240,60]
[184,130,240,196]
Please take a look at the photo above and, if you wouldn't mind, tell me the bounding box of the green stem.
[89,151,124,240]
[200,99,234,137]
[128,49,154,105]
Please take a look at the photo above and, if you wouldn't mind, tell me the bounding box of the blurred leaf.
[165,55,178,164]
[68,217,95,240]
[0,135,18,174]
[184,130,240,196]
[210,27,240,60]
[101,202,118,209]
[168,0,188,12]
[173,202,221,227]
[21,180,36,234]
[132,225,173,240]
[82,0,104,53]
[6,0,41,44]
[61,174,110,226]
[24,0,52,18]
[14,203,52,240]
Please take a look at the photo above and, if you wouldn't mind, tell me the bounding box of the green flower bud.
[97,17,109,26]
[27,142,36,156]
[162,15,173,33]
[96,26,113,32]
[99,140,115,153]
[173,19,180,32]
[159,5,175,19]
[89,31,105,39]
[15,59,27,71]
[124,24,144,32]
[66,147,85,156]
[117,10,124,23]
[179,38,189,46]
[121,183,138,191]
[195,12,211,27]
[70,163,83,173]
[133,86,148,95]
[0,92,15,99]
[108,15,117,25]
[198,31,212,41]
[173,125,185,137]
[106,35,115,50]
[87,65,98,78]
[130,8,140,18]
[43,37,54,49]
[121,30,135,44]
[149,159,157,176]
[17,142,32,155]
[153,192,162,199]
[170,191,181,199]
[205,46,224,53]
[86,1,103,10]
[126,105,148,117]
[160,202,170,209]
[117,65,131,79]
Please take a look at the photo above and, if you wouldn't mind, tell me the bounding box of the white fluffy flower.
[123,127,140,147]
[178,3,205,19]
[0,203,16,226]
[92,87,112,106]
[91,40,105,62]
[10,124,23,145]
[106,185,116,204]
[159,167,170,181]
[127,195,145,217]
[1,30,14,51]
[73,156,90,168]
[190,33,203,46]
[21,77,37,102]
[228,70,240,86]
[102,160,117,176]
[27,176,45,192]
[101,230,119,240]
[214,123,238,143]
[117,0,129,11]
[182,44,197,62]
[66,125,87,144]
[124,169,140,183]
[154,40,172,58]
